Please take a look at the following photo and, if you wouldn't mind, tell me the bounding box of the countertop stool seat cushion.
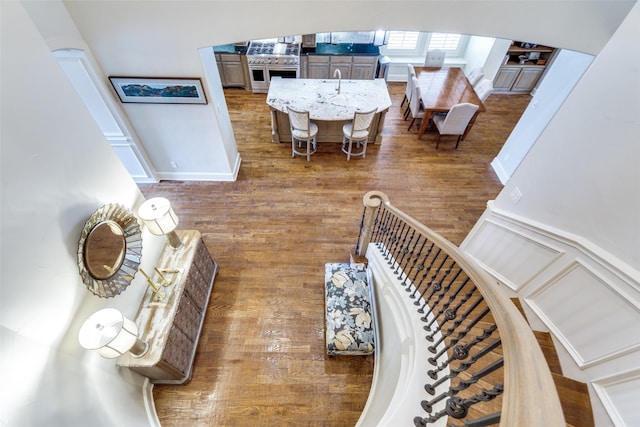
[324,262,375,356]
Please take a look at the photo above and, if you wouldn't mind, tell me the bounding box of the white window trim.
[381,32,469,59]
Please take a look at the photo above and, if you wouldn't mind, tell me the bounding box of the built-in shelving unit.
[494,41,557,93]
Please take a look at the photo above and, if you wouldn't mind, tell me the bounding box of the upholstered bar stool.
[341,109,377,160]
[288,107,318,161]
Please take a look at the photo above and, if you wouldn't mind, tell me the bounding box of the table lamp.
[137,197,182,248]
[78,308,148,358]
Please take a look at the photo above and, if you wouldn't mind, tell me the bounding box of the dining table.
[414,67,485,139]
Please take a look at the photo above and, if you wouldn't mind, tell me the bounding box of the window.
[381,31,468,57]
[386,31,421,50]
[428,33,463,51]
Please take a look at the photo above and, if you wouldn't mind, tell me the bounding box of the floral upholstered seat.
[324,263,375,356]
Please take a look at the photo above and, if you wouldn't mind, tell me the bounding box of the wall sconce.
[137,197,183,249]
[78,308,148,358]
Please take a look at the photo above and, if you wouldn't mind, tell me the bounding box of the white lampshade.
[78,308,146,358]
[137,197,179,236]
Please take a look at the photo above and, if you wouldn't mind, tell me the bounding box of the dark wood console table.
[117,230,217,384]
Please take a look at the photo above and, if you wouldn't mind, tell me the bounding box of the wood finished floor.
[141,83,530,427]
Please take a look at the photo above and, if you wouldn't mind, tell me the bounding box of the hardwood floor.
[141,82,531,426]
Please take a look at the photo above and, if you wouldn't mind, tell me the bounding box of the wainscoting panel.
[527,261,640,368]
[463,219,563,291]
[592,370,640,426]
[462,202,640,426]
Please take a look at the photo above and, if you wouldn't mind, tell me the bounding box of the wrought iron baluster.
[421,390,450,413]
[394,229,417,275]
[382,214,400,262]
[462,412,501,426]
[417,261,459,314]
[450,358,504,394]
[354,205,367,255]
[409,247,442,297]
[370,204,386,243]
[424,339,501,396]
[388,222,408,267]
[445,384,504,420]
[427,307,492,375]
[411,251,447,300]
[422,274,468,326]
[377,209,395,257]
[425,289,480,344]
[400,236,428,286]
[405,241,435,292]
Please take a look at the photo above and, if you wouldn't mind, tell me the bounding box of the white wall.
[462,3,640,425]
[492,5,640,270]
[491,49,594,183]
[0,2,155,425]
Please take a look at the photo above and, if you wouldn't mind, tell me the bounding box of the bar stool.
[341,109,377,160]
[288,107,318,161]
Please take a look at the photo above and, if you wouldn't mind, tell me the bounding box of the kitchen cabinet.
[329,56,352,79]
[351,56,378,80]
[494,41,556,93]
[306,55,330,79]
[493,67,520,91]
[117,230,217,384]
[215,53,248,88]
[302,55,378,80]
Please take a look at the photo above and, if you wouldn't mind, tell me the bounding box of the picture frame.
[109,76,207,104]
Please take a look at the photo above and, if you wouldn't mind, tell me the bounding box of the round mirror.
[77,204,143,298]
[84,220,126,280]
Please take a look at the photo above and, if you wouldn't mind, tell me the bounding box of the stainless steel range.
[247,40,300,93]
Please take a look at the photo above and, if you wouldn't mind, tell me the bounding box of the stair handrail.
[357,191,565,426]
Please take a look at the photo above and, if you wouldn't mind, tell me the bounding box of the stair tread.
[553,373,595,427]
[510,297,527,319]
[534,330,563,375]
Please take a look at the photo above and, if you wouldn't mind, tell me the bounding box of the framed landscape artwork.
[109,77,207,104]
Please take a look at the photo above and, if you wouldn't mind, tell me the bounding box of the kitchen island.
[266,77,392,144]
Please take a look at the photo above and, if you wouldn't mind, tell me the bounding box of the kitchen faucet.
[334,68,341,94]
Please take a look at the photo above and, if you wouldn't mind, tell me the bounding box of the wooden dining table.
[414,67,485,139]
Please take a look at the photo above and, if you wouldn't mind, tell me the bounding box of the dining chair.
[288,107,318,161]
[474,78,494,103]
[431,102,479,149]
[407,77,425,131]
[467,67,484,87]
[341,108,377,160]
[424,49,446,67]
[401,64,416,118]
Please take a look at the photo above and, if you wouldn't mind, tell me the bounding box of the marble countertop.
[266,77,392,121]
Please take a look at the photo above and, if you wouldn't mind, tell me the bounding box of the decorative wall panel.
[527,261,640,367]
[593,371,640,426]
[463,220,563,291]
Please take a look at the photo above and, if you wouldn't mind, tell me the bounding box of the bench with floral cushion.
[324,262,375,356]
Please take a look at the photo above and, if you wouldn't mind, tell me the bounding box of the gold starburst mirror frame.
[77,204,143,298]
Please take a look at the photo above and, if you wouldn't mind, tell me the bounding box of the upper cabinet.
[494,41,557,93]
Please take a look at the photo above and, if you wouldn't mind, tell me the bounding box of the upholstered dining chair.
[401,64,416,118]
[341,108,377,160]
[474,78,494,103]
[407,76,425,131]
[288,107,318,161]
[424,49,446,67]
[432,102,479,149]
[467,67,484,87]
